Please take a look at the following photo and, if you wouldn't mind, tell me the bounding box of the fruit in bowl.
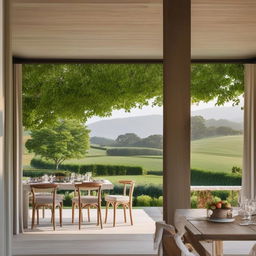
[206,199,232,219]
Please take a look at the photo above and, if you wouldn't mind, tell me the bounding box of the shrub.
[211,190,230,200]
[191,169,241,186]
[106,147,163,156]
[136,195,152,206]
[148,169,241,185]
[63,192,73,207]
[23,168,70,177]
[191,195,198,208]
[232,166,242,174]
[30,158,143,176]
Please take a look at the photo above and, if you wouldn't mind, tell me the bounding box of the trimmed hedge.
[191,169,241,186]
[23,169,70,178]
[30,158,143,176]
[147,169,242,186]
[106,147,163,156]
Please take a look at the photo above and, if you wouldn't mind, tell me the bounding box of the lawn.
[23,135,243,173]
[97,175,162,185]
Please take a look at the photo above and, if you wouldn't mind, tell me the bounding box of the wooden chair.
[105,180,135,227]
[73,182,103,229]
[30,184,63,230]
[155,222,197,256]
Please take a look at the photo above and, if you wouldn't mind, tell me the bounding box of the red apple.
[216,202,222,209]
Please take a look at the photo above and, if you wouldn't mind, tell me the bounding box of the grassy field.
[23,135,243,173]
[97,175,162,185]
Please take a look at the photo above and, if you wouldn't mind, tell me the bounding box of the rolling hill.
[88,106,243,139]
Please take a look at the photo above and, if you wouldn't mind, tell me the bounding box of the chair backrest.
[155,222,196,256]
[119,180,135,202]
[249,243,256,256]
[30,183,58,206]
[75,182,102,204]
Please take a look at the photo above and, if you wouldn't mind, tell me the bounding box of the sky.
[87,98,244,124]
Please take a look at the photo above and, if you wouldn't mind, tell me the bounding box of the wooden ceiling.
[12,0,256,60]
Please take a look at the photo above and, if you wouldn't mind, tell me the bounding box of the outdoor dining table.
[23,180,114,229]
[176,209,256,256]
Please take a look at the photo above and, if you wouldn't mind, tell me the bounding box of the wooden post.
[163,0,191,224]
[243,64,256,199]
[0,0,12,254]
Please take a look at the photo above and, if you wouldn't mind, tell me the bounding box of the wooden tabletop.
[177,209,256,241]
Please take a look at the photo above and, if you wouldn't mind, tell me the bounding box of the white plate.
[208,218,235,223]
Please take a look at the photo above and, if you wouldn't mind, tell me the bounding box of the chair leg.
[87,207,90,222]
[31,206,35,229]
[78,205,82,230]
[52,208,56,231]
[37,208,39,225]
[72,202,75,224]
[97,207,99,226]
[105,202,109,224]
[59,203,63,227]
[128,203,133,226]
[42,207,45,218]
[123,205,127,223]
[113,203,117,227]
[98,206,103,229]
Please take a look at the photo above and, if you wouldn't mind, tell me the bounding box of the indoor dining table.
[176,209,256,256]
[22,180,114,229]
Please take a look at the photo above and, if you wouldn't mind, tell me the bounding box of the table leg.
[212,241,223,256]
[23,189,30,229]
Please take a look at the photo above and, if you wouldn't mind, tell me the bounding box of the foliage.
[106,147,163,156]
[90,137,115,146]
[23,64,163,129]
[23,64,244,129]
[191,64,244,106]
[23,168,70,177]
[112,133,163,149]
[147,169,241,185]
[30,158,144,175]
[136,195,152,206]
[90,145,107,151]
[114,133,141,146]
[191,116,241,140]
[133,135,163,149]
[191,195,198,208]
[26,120,90,169]
[231,166,242,174]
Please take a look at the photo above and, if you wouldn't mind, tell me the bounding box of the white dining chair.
[154,221,196,256]
[249,244,256,256]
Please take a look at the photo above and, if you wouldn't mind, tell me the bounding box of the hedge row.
[106,147,163,156]
[23,169,70,178]
[147,169,242,186]
[31,158,143,176]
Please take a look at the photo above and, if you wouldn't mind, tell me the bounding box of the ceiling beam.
[13,57,256,64]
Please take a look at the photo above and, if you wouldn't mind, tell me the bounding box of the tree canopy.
[25,119,90,169]
[23,64,244,129]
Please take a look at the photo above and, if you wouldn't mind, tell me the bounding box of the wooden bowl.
[208,208,232,219]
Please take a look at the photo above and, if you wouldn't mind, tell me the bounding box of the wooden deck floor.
[13,209,158,256]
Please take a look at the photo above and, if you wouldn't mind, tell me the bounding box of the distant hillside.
[88,115,163,139]
[88,107,243,139]
[205,119,243,130]
[192,106,243,123]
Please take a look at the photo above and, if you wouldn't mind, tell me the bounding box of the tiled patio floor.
[13,208,158,256]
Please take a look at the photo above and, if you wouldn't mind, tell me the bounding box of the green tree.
[25,120,90,169]
[23,64,244,129]
[115,133,141,146]
[134,134,163,149]
[191,116,207,140]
